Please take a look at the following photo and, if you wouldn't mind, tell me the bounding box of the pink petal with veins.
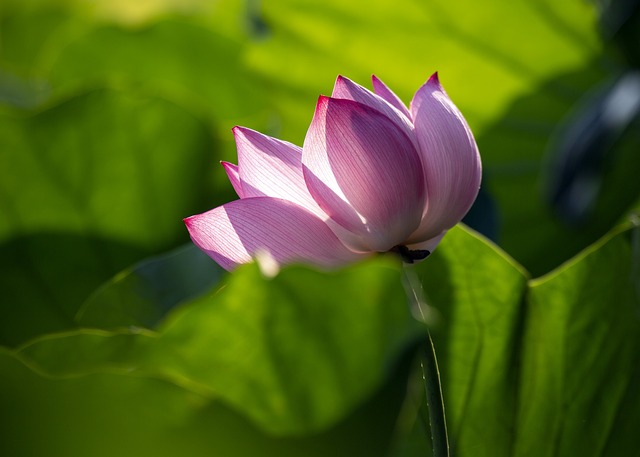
[233,127,325,217]
[331,75,416,149]
[371,75,412,119]
[407,73,482,242]
[184,197,365,271]
[221,162,244,198]
[303,96,425,252]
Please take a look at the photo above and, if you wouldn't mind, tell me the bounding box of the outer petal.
[221,161,244,198]
[408,73,482,242]
[371,75,412,119]
[184,197,366,271]
[233,127,324,217]
[331,75,416,149]
[302,96,426,252]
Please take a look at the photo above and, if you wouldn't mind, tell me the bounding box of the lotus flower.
[185,73,481,271]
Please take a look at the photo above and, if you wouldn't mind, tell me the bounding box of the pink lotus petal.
[233,127,324,217]
[371,75,412,119]
[303,96,426,252]
[184,197,366,271]
[221,161,244,198]
[408,73,482,241]
[331,75,416,148]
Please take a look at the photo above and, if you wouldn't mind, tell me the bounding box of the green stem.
[421,332,450,457]
[402,266,450,457]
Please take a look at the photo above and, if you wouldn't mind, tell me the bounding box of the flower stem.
[401,266,450,457]
[421,332,450,457]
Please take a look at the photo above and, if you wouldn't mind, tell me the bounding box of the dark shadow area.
[0,232,181,347]
[77,243,225,330]
[0,337,419,457]
[476,56,640,276]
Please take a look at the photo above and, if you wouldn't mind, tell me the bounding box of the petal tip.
[331,75,349,98]
[427,72,443,91]
[232,125,250,138]
[233,126,263,144]
[371,74,384,90]
[316,94,330,112]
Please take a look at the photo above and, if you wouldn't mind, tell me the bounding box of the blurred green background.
[1,0,639,456]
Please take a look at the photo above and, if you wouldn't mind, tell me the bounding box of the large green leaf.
[246,0,600,133]
[415,226,529,455]
[515,224,640,456]
[4,223,639,456]
[16,256,427,435]
[409,223,640,457]
[0,4,268,156]
[48,18,267,136]
[0,88,224,346]
[0,347,412,457]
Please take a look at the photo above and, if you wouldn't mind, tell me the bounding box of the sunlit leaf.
[0,347,412,457]
[410,223,640,457]
[48,18,266,135]
[17,256,428,435]
[515,224,640,456]
[414,225,529,456]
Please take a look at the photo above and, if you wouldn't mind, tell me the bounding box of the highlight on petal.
[371,75,411,119]
[184,197,366,271]
[331,75,416,147]
[232,127,324,216]
[302,96,426,252]
[408,73,482,241]
[221,161,244,198]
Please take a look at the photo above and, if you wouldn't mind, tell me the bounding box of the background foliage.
[1,0,639,456]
